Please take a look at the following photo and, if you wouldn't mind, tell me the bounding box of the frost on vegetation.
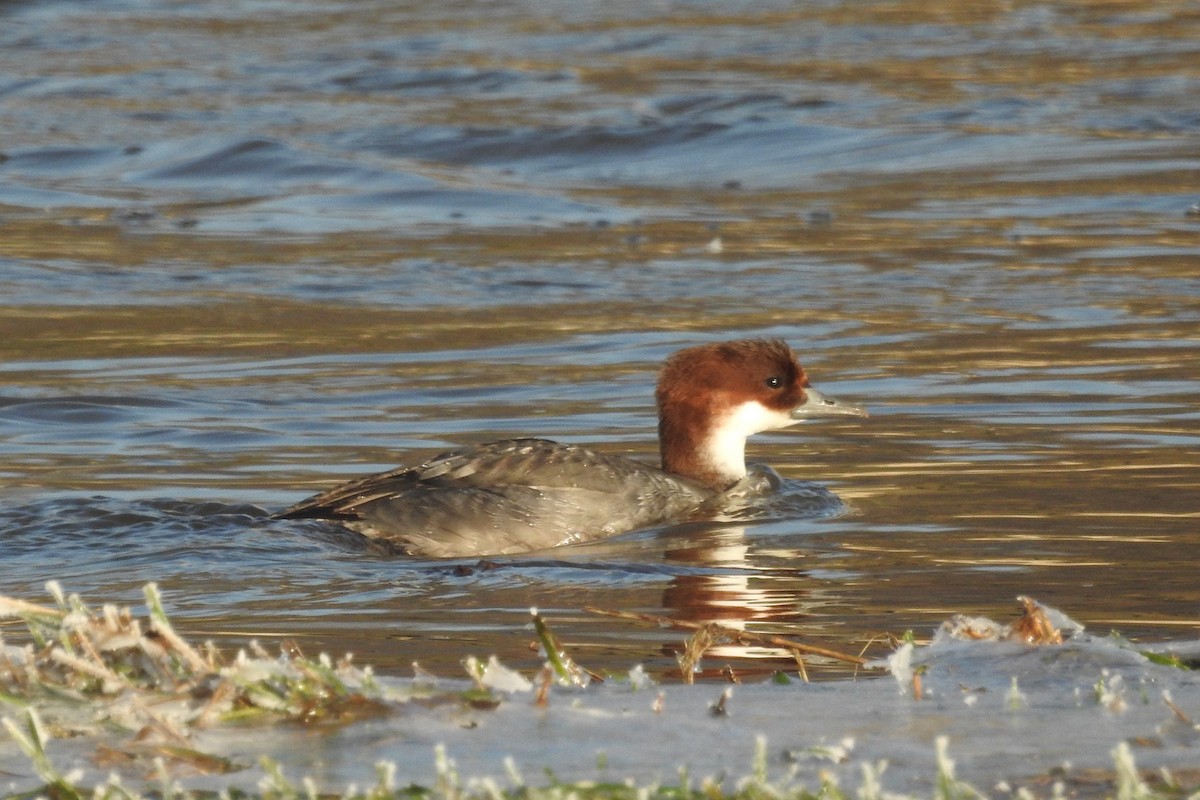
[782,736,855,766]
[3,584,1199,799]
[4,709,1191,800]
[933,736,988,800]
[0,582,397,741]
[886,642,914,696]
[0,584,641,785]
[465,654,533,694]
[935,596,1076,646]
[530,607,592,689]
[627,663,656,691]
[888,597,1122,703]
[1095,669,1128,714]
[1005,677,1028,711]
[0,581,522,776]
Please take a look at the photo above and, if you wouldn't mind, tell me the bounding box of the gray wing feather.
[275,438,707,557]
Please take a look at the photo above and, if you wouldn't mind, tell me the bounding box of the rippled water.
[2,0,1198,699]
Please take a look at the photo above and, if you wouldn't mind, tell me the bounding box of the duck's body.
[276,438,710,558]
[275,339,866,557]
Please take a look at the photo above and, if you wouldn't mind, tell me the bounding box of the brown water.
[1,0,1198,688]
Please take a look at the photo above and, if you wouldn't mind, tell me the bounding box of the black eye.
[765,375,783,389]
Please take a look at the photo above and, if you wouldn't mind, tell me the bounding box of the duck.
[274,338,866,557]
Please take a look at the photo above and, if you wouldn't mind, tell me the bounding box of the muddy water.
[1,0,1198,684]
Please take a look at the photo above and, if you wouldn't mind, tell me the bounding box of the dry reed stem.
[583,606,876,668]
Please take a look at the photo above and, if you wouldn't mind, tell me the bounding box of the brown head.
[655,338,866,490]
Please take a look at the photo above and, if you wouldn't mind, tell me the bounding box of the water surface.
[1,0,1198,698]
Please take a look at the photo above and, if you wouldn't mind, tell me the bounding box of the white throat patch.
[702,400,796,480]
